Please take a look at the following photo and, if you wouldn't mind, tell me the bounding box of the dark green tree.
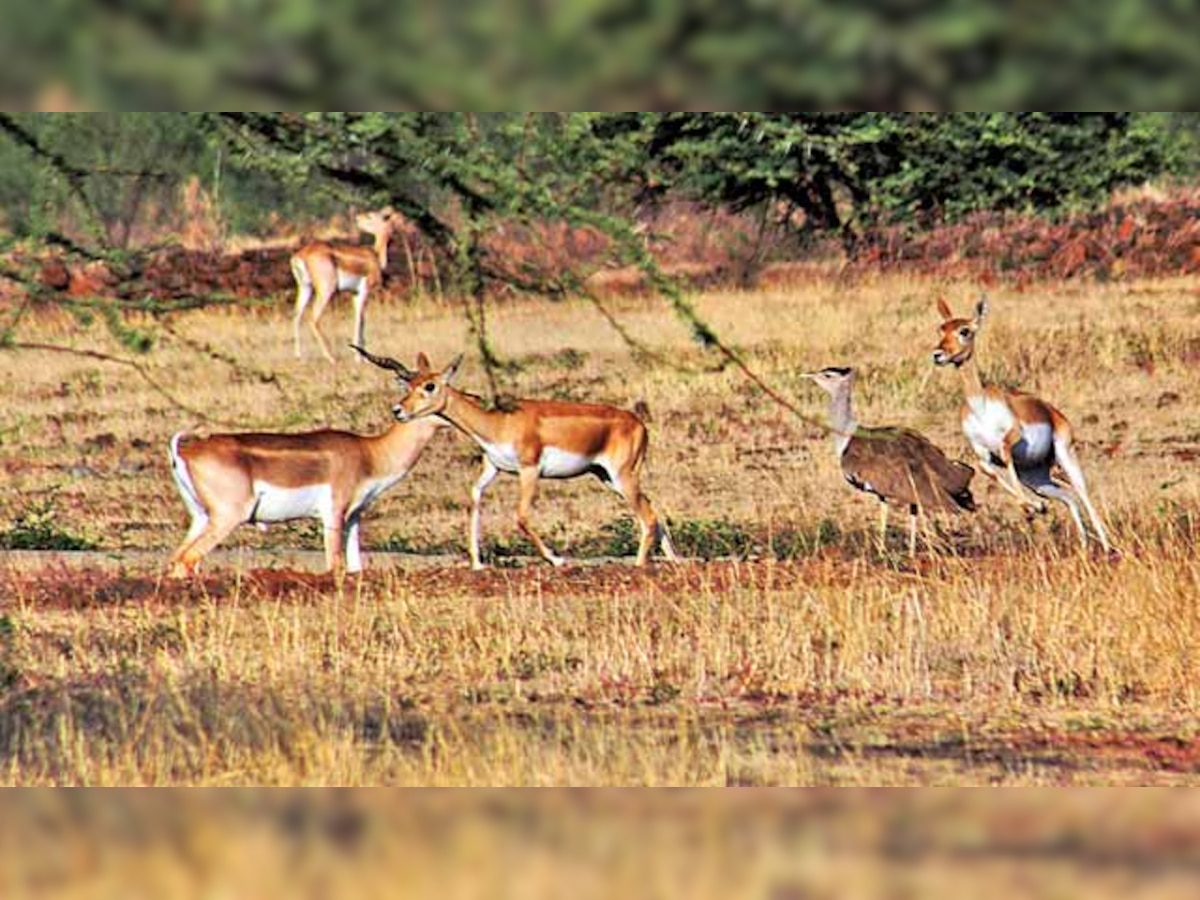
[636,113,1190,255]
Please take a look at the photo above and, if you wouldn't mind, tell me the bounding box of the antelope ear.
[936,297,954,320]
[443,354,464,384]
[974,294,990,322]
[416,352,432,372]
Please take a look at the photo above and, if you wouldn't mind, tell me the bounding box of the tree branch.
[157,320,288,398]
[0,115,107,245]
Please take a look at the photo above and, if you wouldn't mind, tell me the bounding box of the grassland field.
[0,272,1199,786]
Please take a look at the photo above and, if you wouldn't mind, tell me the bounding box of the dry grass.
[1,273,1199,786]
[8,791,1200,899]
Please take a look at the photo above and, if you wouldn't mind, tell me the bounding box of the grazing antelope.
[932,296,1111,552]
[167,416,443,577]
[803,367,975,556]
[290,208,398,363]
[354,346,679,569]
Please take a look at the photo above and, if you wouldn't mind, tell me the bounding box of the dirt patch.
[818,727,1200,781]
[1019,730,1200,774]
[2,557,868,610]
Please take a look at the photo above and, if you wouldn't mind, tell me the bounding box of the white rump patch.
[1013,422,1053,466]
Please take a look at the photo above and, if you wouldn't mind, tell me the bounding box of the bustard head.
[802,366,858,454]
[801,366,856,396]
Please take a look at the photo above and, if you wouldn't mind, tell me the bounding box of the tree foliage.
[637,113,1192,253]
[2,113,1191,261]
[4,1,1200,109]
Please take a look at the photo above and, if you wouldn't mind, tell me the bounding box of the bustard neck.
[825,386,857,457]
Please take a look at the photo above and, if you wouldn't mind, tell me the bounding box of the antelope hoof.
[547,555,566,568]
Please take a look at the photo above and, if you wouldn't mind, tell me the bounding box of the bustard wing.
[842,427,975,513]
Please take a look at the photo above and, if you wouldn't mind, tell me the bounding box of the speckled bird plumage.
[805,366,976,515]
[841,425,976,513]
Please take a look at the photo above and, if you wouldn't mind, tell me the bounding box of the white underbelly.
[336,272,364,292]
[963,399,1017,456]
[477,440,601,479]
[964,400,1054,467]
[539,447,597,479]
[250,482,332,523]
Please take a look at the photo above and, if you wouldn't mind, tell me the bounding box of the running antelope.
[932,296,1111,552]
[290,208,398,363]
[167,416,444,576]
[355,347,679,569]
[804,367,975,556]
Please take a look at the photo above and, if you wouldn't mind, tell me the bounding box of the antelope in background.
[932,296,1111,552]
[290,207,399,363]
[355,346,679,569]
[167,415,444,576]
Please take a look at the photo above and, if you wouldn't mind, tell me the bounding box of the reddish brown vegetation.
[6,190,1200,305]
[853,189,1200,285]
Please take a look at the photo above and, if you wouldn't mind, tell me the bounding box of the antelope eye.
[423,382,437,394]
[958,327,971,339]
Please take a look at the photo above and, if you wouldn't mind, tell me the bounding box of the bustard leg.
[908,505,919,558]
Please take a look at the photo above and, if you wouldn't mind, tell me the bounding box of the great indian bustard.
[803,367,976,555]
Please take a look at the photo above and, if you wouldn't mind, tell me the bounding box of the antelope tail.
[168,432,206,519]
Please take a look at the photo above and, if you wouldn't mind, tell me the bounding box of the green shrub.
[0,499,98,551]
[670,517,757,560]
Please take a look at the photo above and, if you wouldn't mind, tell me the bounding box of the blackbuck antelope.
[355,347,679,569]
[803,367,976,556]
[933,296,1111,552]
[167,416,444,576]
[290,208,398,363]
